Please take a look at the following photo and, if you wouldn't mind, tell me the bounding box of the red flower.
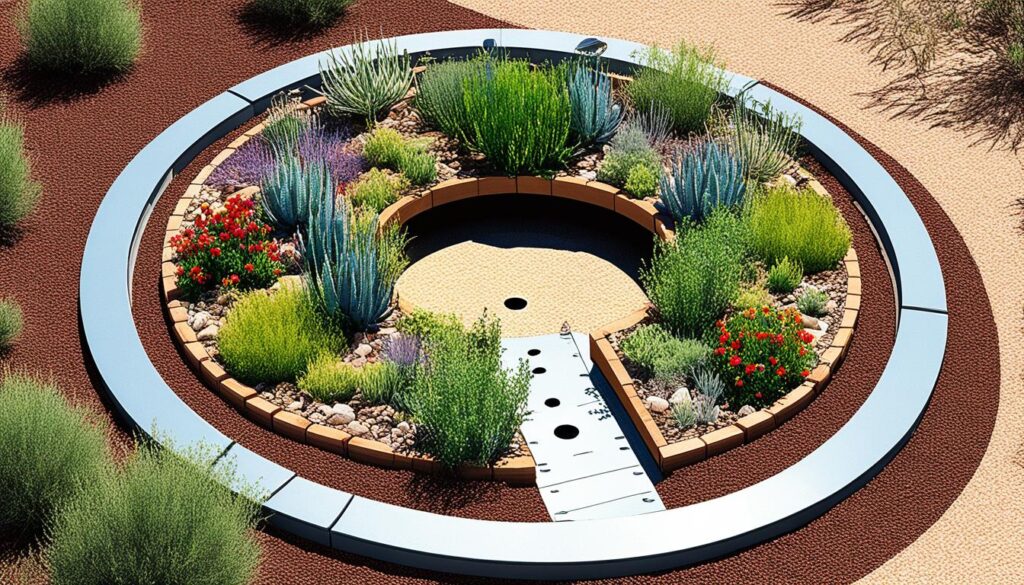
[244,263,254,272]
[730,340,741,350]
[715,347,727,356]
[729,355,742,367]
[745,364,756,375]
[210,247,221,257]
[189,266,201,276]
[230,274,240,285]
[801,369,810,377]
[735,379,744,387]
[768,356,778,366]
[754,391,762,399]
[719,333,730,343]
[219,232,231,241]
[273,268,282,276]
[776,367,786,377]
[175,266,184,277]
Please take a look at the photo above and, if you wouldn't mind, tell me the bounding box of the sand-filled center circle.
[394,195,653,337]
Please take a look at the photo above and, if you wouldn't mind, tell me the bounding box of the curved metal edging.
[79,29,948,580]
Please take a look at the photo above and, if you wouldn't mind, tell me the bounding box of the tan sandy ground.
[450,1,1024,582]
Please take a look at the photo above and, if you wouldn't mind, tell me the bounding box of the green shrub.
[262,94,316,151]
[642,210,746,337]
[19,0,142,74]
[218,287,343,384]
[350,168,408,213]
[396,309,461,339]
[398,149,437,186]
[797,286,829,317]
[596,125,661,188]
[620,324,709,381]
[660,140,746,225]
[746,184,852,273]
[728,96,802,183]
[0,372,108,540]
[361,360,404,405]
[247,0,354,27]
[0,104,41,227]
[47,443,260,585]
[319,38,413,124]
[414,57,484,140]
[0,299,24,348]
[410,313,531,468]
[627,42,728,135]
[462,59,573,175]
[297,352,361,403]
[363,127,407,168]
[624,163,658,199]
[735,284,772,309]
[670,400,696,429]
[766,257,803,293]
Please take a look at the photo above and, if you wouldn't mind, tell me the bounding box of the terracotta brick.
[493,455,536,485]
[625,394,653,424]
[219,378,256,408]
[618,382,638,398]
[191,164,217,185]
[585,180,620,202]
[590,334,614,362]
[641,418,668,449]
[393,193,432,224]
[244,396,279,427]
[200,359,228,388]
[162,246,175,262]
[273,410,311,442]
[173,321,197,344]
[162,276,180,302]
[172,193,193,217]
[165,215,183,233]
[551,176,615,208]
[655,217,675,243]
[210,148,235,167]
[840,308,858,329]
[181,341,208,369]
[167,303,189,324]
[845,294,861,311]
[595,305,650,338]
[847,276,861,296]
[303,96,327,108]
[477,176,516,196]
[306,424,350,455]
[457,464,494,481]
[227,133,251,149]
[161,261,177,279]
[819,346,843,367]
[391,451,415,470]
[806,364,832,389]
[614,195,657,232]
[845,259,861,278]
[702,425,744,456]
[516,175,552,195]
[430,177,478,206]
[831,327,853,349]
[377,205,399,232]
[660,438,706,471]
[348,437,395,467]
[735,411,775,441]
[767,383,815,424]
[411,454,440,475]
[844,247,858,262]
[243,122,266,137]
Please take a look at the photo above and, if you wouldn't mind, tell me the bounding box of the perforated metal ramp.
[502,332,665,521]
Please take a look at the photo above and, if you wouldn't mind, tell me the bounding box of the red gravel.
[0,0,998,581]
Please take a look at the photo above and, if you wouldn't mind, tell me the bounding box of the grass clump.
[410,313,531,468]
[727,96,802,183]
[246,0,354,28]
[396,309,461,339]
[0,103,41,227]
[414,57,484,140]
[620,324,709,382]
[670,400,696,429]
[218,287,343,384]
[0,299,24,348]
[735,284,772,310]
[47,443,261,585]
[0,372,108,540]
[319,38,413,124]
[627,42,728,135]
[797,286,829,317]
[19,0,142,74]
[642,209,746,337]
[297,352,361,403]
[360,360,404,405]
[746,184,851,273]
[766,257,803,294]
[349,168,408,213]
[362,127,436,186]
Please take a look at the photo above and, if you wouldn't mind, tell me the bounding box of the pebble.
[190,311,211,331]
[329,404,356,425]
[801,314,820,329]
[737,405,756,417]
[287,400,303,411]
[346,421,369,436]
[196,324,219,341]
[645,396,670,413]
[354,344,373,358]
[826,300,838,311]
[669,388,691,406]
[579,170,597,181]
[397,421,411,433]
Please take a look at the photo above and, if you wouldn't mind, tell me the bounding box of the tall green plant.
[19,0,142,74]
[746,184,851,273]
[414,57,486,140]
[660,140,747,225]
[628,42,729,134]
[462,59,573,175]
[729,96,803,183]
[567,64,623,148]
[319,38,413,124]
[0,102,41,227]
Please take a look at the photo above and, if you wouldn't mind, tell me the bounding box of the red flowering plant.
[170,194,283,300]
[709,305,816,409]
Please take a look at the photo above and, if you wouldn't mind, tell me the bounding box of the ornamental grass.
[19,0,142,74]
[746,184,852,273]
[0,102,41,228]
[627,42,728,135]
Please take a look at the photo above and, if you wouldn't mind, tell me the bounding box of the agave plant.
[260,154,331,232]
[318,37,413,125]
[302,192,408,331]
[660,140,746,225]
[624,99,673,149]
[690,367,723,425]
[567,65,623,148]
[729,95,802,183]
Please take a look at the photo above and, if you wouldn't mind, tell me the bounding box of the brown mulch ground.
[0,0,999,582]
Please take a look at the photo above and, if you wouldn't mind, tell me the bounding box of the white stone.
[396,421,411,433]
[645,396,670,413]
[190,311,211,331]
[737,404,756,417]
[196,324,219,341]
[354,344,373,357]
[669,388,691,406]
[330,403,356,425]
[801,314,819,329]
[346,421,369,436]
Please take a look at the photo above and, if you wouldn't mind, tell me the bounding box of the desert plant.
[298,352,363,403]
[319,38,413,124]
[396,309,461,339]
[625,100,673,148]
[670,400,696,428]
[208,139,277,189]
[746,184,852,273]
[19,0,142,74]
[262,93,316,151]
[47,443,261,585]
[246,0,354,28]
[462,59,573,175]
[766,257,803,294]
[735,284,772,309]
[660,140,747,225]
[596,124,661,188]
[218,287,343,383]
[303,194,408,331]
[398,148,437,186]
[414,57,484,140]
[797,286,829,317]
[628,42,728,134]
[567,64,623,148]
[728,96,803,183]
[624,164,659,199]
[620,324,709,381]
[0,300,24,348]
[260,155,331,231]
[409,313,531,468]
[379,335,421,410]
[690,367,724,425]
[360,360,404,405]
[0,372,108,540]
[362,127,407,168]
[642,209,745,337]
[0,103,41,227]
[349,168,408,213]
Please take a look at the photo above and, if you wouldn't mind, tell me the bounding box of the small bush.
[746,184,852,273]
[642,210,746,337]
[218,287,343,384]
[627,42,728,135]
[0,372,108,540]
[624,102,673,148]
[262,94,316,151]
[710,306,816,408]
[47,443,260,585]
[378,335,421,410]
[567,64,623,148]
[361,360,404,405]
[363,127,407,168]
[620,324,709,381]
[660,140,746,225]
[462,59,573,175]
[797,286,829,317]
[207,139,276,189]
[319,38,413,124]
[19,0,142,74]
[414,57,484,140]
[766,257,803,293]
[671,400,696,429]
[247,0,354,28]
[596,125,661,188]
[410,313,531,468]
[398,148,437,186]
[0,103,41,227]
[624,163,658,199]
[396,309,461,339]
[0,300,24,348]
[298,352,362,403]
[349,168,408,213]
[735,284,772,309]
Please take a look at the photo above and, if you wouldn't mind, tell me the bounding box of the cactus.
[567,65,623,148]
[660,140,746,225]
[260,154,330,232]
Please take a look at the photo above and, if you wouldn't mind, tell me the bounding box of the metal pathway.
[501,331,666,522]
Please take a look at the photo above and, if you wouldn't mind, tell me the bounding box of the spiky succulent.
[318,38,413,124]
[567,65,623,148]
[260,154,330,232]
[660,140,746,225]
